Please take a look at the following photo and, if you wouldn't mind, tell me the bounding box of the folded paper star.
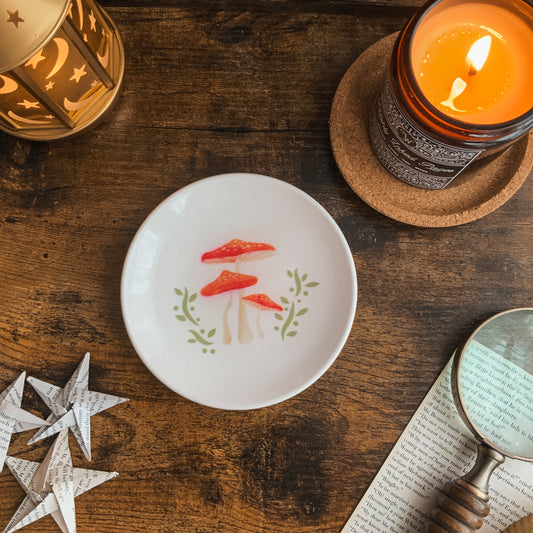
[4,429,118,533]
[27,353,128,460]
[0,373,49,472]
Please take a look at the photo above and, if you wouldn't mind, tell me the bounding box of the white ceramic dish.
[121,173,357,410]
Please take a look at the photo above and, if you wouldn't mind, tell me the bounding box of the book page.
[341,357,533,533]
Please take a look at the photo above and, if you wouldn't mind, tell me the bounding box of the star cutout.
[89,10,96,31]
[90,80,100,88]
[69,64,87,84]
[24,50,45,69]
[0,373,49,472]
[67,2,73,18]
[45,81,55,91]
[28,353,128,460]
[83,33,88,42]
[4,429,118,533]
[6,10,24,28]
[17,100,40,109]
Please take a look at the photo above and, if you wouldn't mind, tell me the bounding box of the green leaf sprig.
[174,287,216,354]
[275,269,319,340]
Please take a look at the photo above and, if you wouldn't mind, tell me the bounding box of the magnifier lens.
[429,309,533,533]
[457,309,533,459]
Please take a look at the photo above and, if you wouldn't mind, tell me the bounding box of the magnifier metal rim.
[453,307,533,462]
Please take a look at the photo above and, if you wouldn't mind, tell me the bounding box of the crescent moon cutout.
[97,41,109,68]
[75,0,84,30]
[0,75,18,94]
[63,93,97,111]
[8,111,52,124]
[46,38,70,79]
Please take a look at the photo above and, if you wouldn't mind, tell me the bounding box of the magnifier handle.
[428,478,490,532]
[428,444,505,532]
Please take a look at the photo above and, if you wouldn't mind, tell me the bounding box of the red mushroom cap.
[201,270,258,297]
[241,294,283,311]
[201,239,275,263]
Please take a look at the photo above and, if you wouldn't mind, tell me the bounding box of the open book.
[341,358,533,532]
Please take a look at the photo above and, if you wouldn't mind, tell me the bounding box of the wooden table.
[0,1,531,532]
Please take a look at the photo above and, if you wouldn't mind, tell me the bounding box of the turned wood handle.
[428,479,490,533]
[427,444,505,533]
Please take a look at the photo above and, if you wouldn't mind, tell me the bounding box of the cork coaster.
[330,33,533,227]
[503,514,533,533]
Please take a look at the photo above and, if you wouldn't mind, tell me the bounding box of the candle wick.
[441,77,467,112]
[468,64,477,76]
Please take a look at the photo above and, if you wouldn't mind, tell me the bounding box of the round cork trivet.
[330,33,533,227]
[503,514,533,533]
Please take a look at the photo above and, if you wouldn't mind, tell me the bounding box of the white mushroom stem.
[238,294,254,344]
[232,258,253,344]
[223,293,232,345]
[255,310,264,339]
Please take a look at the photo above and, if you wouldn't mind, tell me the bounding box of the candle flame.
[467,35,492,74]
[441,77,467,112]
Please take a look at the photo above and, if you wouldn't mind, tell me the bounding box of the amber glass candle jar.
[368,0,533,189]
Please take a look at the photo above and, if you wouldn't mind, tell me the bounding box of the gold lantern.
[0,0,124,140]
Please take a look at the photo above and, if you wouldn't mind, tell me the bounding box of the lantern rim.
[0,0,70,74]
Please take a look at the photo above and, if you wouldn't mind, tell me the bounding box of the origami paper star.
[27,353,128,460]
[0,373,49,472]
[4,429,118,533]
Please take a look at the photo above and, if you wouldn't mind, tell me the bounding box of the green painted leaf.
[207,328,216,338]
[189,293,197,302]
[296,308,308,316]
[305,282,319,287]
[176,315,187,321]
[281,303,295,340]
[275,313,283,320]
[287,331,297,337]
[188,329,213,346]
[294,269,302,297]
[288,270,294,278]
[174,288,183,295]
[302,273,308,281]
[182,288,199,326]
[187,339,197,343]
[280,296,289,304]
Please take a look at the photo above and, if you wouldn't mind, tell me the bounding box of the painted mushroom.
[241,294,283,339]
[201,239,275,344]
[200,270,258,345]
[201,239,275,268]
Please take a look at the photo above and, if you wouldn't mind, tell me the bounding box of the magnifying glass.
[429,308,533,532]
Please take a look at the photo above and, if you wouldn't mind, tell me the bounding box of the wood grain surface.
[0,2,531,532]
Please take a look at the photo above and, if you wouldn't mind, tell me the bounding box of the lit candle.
[367,0,533,189]
[411,2,533,124]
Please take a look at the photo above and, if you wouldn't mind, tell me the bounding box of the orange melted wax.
[411,2,533,124]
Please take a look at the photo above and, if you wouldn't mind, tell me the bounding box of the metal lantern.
[0,0,124,140]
